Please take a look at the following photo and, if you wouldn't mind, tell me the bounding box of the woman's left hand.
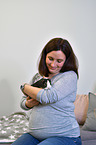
[25,96,39,108]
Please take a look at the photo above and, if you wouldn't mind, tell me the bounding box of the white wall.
[0,0,96,117]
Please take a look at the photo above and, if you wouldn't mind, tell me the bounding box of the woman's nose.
[51,61,56,67]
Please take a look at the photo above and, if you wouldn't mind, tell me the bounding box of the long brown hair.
[38,38,79,78]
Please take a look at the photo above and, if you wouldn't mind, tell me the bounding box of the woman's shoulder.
[64,70,77,76]
[57,71,77,78]
[51,71,77,84]
[61,71,77,80]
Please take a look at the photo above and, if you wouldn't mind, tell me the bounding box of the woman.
[11,38,82,145]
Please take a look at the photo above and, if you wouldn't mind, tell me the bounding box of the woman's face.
[46,50,66,77]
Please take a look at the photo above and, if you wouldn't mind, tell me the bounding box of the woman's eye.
[48,57,53,61]
[57,60,62,63]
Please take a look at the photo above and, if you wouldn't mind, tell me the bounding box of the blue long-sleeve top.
[20,71,80,140]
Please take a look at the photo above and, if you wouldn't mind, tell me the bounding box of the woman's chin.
[49,70,58,75]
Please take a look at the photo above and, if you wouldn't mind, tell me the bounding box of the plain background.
[0,0,96,117]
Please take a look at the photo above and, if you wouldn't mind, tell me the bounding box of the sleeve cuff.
[22,99,31,110]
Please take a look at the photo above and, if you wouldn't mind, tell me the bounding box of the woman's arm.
[37,71,77,104]
[20,73,42,109]
[25,96,39,108]
[21,71,77,105]
[20,95,39,110]
[22,84,42,100]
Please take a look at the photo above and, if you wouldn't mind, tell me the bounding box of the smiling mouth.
[49,67,56,70]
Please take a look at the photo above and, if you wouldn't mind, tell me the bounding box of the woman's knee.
[11,133,39,145]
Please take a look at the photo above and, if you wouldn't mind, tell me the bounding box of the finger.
[27,96,33,100]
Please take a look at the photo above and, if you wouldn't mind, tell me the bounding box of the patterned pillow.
[0,112,29,143]
[74,94,89,125]
[82,92,96,131]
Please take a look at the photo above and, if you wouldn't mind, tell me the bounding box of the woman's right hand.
[25,96,39,108]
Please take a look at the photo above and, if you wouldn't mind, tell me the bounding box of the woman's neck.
[48,73,59,79]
